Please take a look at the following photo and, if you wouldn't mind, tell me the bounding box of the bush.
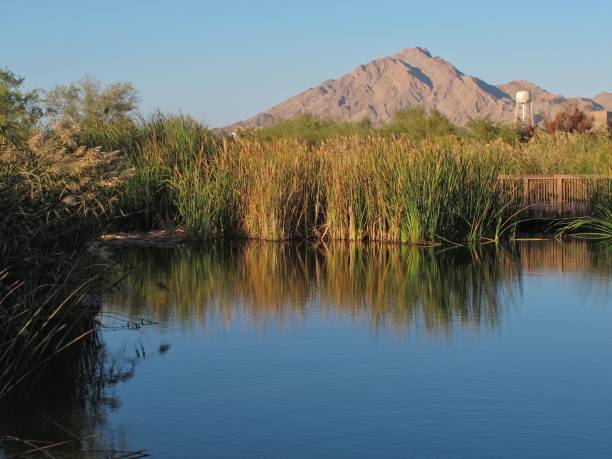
[249,113,372,145]
[464,117,518,143]
[382,107,457,139]
[0,121,130,266]
[543,106,593,134]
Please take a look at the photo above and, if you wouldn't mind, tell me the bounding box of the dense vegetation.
[0,71,135,408]
[65,114,610,241]
[0,69,610,409]
[0,122,129,408]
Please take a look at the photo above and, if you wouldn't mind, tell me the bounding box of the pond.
[1,241,611,458]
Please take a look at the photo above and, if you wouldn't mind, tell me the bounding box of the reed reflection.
[106,242,527,336]
[0,330,138,457]
[2,240,608,457]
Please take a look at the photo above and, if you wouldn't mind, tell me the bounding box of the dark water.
[2,241,611,458]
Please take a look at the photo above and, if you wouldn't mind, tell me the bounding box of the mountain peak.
[396,47,432,58]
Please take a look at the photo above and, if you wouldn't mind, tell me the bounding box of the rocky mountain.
[593,92,612,111]
[233,48,607,128]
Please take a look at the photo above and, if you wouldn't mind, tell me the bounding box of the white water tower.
[515,90,534,130]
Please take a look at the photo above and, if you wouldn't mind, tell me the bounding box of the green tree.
[383,107,456,139]
[44,77,138,128]
[0,68,42,143]
[464,117,518,143]
[252,113,372,144]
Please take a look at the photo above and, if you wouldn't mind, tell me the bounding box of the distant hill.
[593,92,612,111]
[232,48,607,128]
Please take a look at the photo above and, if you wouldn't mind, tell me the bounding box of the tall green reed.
[556,190,612,240]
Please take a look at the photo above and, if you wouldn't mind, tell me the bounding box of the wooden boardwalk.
[496,175,611,218]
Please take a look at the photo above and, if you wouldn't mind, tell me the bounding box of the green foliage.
[249,113,372,144]
[66,110,608,243]
[126,132,523,243]
[499,132,612,176]
[86,112,222,229]
[44,76,138,130]
[0,68,42,144]
[246,109,459,144]
[171,152,238,237]
[382,107,457,139]
[321,138,518,243]
[556,191,612,240]
[464,117,518,143]
[0,267,100,406]
[61,108,610,241]
[77,117,141,157]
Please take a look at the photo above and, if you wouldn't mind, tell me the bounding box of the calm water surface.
[2,241,611,458]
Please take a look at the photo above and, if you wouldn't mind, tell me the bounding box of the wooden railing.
[496,175,611,218]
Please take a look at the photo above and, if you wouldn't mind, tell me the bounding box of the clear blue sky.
[3,0,611,126]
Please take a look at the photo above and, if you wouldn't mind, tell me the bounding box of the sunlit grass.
[556,191,612,240]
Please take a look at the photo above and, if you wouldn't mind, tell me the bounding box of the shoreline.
[98,227,566,247]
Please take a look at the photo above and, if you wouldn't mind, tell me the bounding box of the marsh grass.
[161,135,523,243]
[0,268,100,405]
[0,123,128,405]
[556,190,612,240]
[70,113,609,244]
[500,133,612,175]
[322,137,519,243]
[95,116,608,244]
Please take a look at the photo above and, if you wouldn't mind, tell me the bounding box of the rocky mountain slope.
[593,92,612,111]
[233,48,607,127]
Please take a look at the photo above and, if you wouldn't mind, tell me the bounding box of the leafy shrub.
[383,107,457,139]
[249,113,372,144]
[464,117,518,143]
[543,106,593,134]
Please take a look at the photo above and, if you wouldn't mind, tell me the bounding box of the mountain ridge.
[232,48,607,128]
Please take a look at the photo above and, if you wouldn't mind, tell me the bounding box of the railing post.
[556,176,563,216]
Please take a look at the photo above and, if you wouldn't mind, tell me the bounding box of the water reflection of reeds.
[3,241,609,456]
[105,242,531,336]
[0,330,133,457]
